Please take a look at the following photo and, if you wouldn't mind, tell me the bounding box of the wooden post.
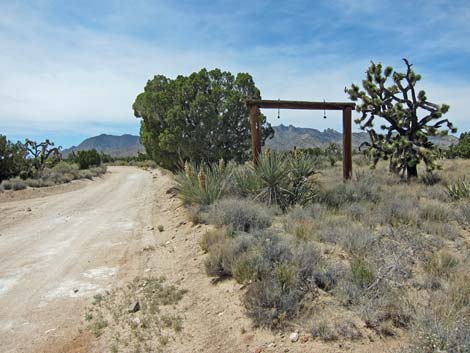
[249,105,260,163]
[342,107,353,180]
[256,118,262,156]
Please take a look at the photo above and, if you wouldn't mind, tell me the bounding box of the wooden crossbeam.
[246,99,355,111]
[247,98,355,180]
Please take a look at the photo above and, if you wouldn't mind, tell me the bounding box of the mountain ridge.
[62,125,459,157]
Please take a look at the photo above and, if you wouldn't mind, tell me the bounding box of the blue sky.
[1,0,469,148]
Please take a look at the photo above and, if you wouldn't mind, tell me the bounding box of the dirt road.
[0,166,400,353]
[0,167,156,353]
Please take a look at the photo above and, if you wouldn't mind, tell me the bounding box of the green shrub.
[50,161,80,178]
[76,149,102,170]
[174,162,228,206]
[350,258,375,289]
[205,198,273,232]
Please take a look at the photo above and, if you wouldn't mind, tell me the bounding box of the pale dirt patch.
[0,167,155,353]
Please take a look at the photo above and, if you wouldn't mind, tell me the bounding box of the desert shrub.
[50,161,80,178]
[420,221,461,241]
[418,199,453,223]
[25,178,41,188]
[424,251,459,277]
[202,229,330,328]
[12,179,27,190]
[423,185,451,202]
[343,202,370,222]
[350,258,375,289]
[174,161,228,206]
[316,220,376,255]
[244,277,303,328]
[353,154,371,167]
[1,180,12,190]
[76,149,102,169]
[408,271,470,353]
[318,175,381,208]
[420,172,442,186]
[89,166,107,177]
[79,169,94,180]
[311,321,339,341]
[241,235,331,328]
[204,233,255,278]
[379,192,419,225]
[186,204,206,224]
[456,202,470,225]
[232,250,263,284]
[199,228,227,253]
[335,320,363,340]
[205,198,273,232]
[2,178,27,190]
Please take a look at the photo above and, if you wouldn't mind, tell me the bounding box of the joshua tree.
[345,59,456,179]
[25,139,61,174]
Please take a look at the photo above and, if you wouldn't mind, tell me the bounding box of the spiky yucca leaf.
[175,162,229,205]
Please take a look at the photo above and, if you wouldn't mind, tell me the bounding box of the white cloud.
[0,1,468,143]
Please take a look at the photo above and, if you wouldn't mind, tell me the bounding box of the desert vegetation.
[0,134,106,192]
[84,277,187,353]
[175,153,469,351]
[133,69,273,170]
[164,61,469,352]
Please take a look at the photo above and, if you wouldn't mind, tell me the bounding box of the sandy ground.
[0,166,403,353]
[0,167,156,353]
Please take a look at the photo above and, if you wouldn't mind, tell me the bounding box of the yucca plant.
[446,177,470,200]
[231,164,262,197]
[174,161,229,205]
[287,153,319,205]
[253,152,292,210]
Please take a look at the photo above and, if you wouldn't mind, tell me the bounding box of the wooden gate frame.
[246,99,356,180]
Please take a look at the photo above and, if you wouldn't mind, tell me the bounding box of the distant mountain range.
[63,126,459,157]
[62,134,144,157]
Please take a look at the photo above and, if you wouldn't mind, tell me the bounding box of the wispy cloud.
[0,0,469,147]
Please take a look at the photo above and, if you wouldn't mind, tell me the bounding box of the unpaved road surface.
[0,167,156,353]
